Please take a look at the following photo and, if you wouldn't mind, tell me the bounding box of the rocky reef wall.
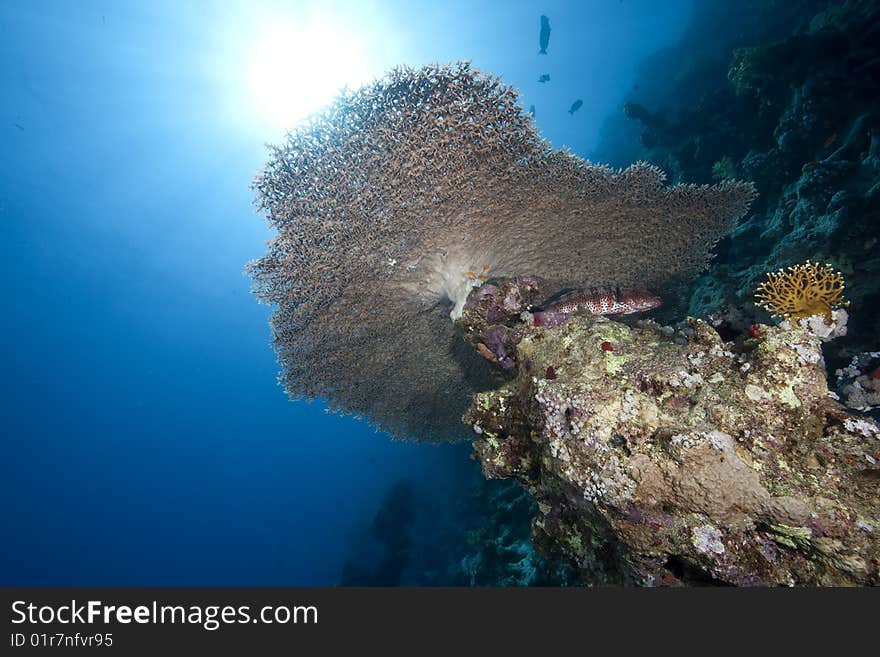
[595,0,880,380]
[463,278,879,586]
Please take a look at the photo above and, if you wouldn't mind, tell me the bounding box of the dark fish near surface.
[568,99,583,115]
[538,74,551,83]
[539,15,551,54]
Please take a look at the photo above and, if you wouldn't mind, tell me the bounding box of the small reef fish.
[528,105,536,117]
[539,15,551,54]
[568,99,583,115]
[822,132,838,148]
[538,74,551,83]
[532,289,662,327]
[466,264,491,282]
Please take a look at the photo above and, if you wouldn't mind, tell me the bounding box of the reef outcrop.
[463,278,880,586]
[595,0,880,383]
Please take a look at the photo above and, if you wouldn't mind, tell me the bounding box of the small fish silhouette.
[539,15,551,55]
[538,74,551,83]
[822,132,838,148]
[568,99,583,115]
[528,105,536,117]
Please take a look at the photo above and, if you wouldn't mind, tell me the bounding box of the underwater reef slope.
[248,62,754,442]
[463,278,879,586]
[600,0,880,371]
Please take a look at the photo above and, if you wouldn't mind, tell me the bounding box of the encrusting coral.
[755,260,849,321]
[464,277,880,586]
[247,62,756,442]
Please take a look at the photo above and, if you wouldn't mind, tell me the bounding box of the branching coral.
[247,62,756,442]
[755,260,849,321]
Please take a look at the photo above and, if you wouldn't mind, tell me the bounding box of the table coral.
[247,62,755,442]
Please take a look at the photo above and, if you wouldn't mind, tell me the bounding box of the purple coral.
[484,326,515,370]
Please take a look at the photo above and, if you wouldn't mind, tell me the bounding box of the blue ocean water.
[1,0,694,585]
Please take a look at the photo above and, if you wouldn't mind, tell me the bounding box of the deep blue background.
[1,0,691,584]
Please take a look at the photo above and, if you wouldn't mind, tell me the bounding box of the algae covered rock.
[463,279,879,586]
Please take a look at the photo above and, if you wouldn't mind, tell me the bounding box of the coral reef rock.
[596,0,880,369]
[464,278,880,586]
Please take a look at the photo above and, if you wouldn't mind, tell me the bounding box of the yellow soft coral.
[755,260,849,321]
